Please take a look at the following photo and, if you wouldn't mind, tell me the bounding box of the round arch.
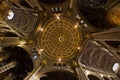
[0,46,33,80]
[40,70,78,80]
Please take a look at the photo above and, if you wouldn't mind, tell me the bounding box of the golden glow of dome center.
[40,18,81,59]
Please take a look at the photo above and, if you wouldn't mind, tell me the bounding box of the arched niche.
[105,41,120,49]
[103,77,109,80]
[0,32,18,37]
[87,75,100,80]
[116,52,120,56]
[76,0,108,29]
[0,46,33,80]
[110,77,115,80]
[40,70,78,80]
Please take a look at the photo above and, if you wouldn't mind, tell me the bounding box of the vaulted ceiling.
[0,0,120,80]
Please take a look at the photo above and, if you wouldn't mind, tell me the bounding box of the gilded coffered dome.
[39,18,81,59]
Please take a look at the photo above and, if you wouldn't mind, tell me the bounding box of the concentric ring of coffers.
[39,18,81,60]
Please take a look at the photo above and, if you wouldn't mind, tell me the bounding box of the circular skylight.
[7,10,14,20]
[112,63,119,72]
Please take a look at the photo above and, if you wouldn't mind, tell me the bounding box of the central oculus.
[59,36,65,42]
[40,18,81,59]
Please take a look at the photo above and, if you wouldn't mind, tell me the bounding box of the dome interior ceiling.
[0,0,120,80]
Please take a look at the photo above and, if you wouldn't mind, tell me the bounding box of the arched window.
[103,77,109,80]
[112,63,119,72]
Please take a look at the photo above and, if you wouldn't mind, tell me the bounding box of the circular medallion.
[39,18,81,59]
